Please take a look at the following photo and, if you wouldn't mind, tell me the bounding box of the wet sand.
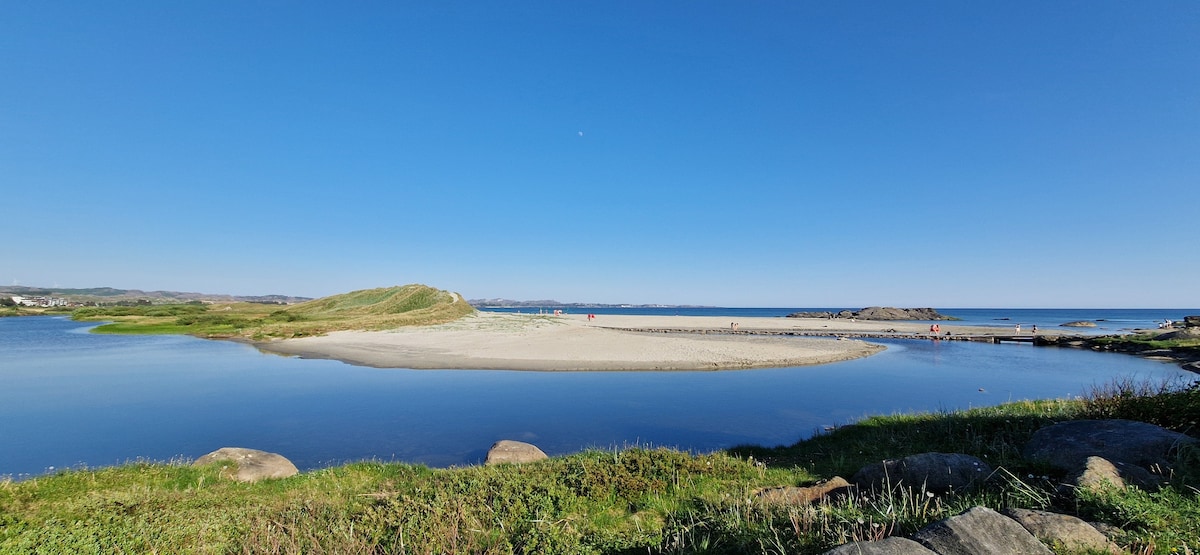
[251,312,958,371]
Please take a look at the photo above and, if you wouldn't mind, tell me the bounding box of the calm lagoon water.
[1,316,1192,479]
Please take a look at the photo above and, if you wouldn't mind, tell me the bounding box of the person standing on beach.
[1015,324,1021,334]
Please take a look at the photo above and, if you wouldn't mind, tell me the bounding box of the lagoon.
[0,315,1190,479]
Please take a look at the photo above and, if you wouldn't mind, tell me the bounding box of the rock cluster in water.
[786,307,956,321]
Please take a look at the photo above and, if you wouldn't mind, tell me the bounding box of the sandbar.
[253,312,926,371]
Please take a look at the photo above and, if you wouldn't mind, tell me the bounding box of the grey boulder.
[485,440,548,465]
[852,453,992,494]
[1023,419,1195,472]
[911,506,1051,555]
[1003,508,1120,554]
[823,537,937,555]
[193,447,299,482]
[1069,455,1167,492]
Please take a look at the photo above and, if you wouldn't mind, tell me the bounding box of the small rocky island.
[787,306,958,321]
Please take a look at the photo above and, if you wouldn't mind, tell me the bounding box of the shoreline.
[252,312,1200,373]
[253,312,896,371]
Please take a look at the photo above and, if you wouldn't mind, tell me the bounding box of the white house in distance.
[9,295,68,307]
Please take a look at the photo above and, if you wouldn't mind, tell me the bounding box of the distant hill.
[0,285,308,305]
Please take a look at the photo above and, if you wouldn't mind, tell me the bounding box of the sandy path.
[255,312,901,371]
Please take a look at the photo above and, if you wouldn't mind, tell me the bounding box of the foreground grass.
[4,380,1200,554]
[71,284,476,340]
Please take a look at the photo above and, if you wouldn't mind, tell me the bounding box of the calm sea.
[0,314,1193,480]
[482,307,1197,334]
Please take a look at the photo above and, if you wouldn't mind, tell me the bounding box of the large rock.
[854,307,953,321]
[756,476,852,506]
[1068,455,1166,492]
[911,506,1051,555]
[1061,321,1098,327]
[786,307,955,321]
[1003,508,1120,553]
[787,311,835,319]
[193,447,298,482]
[1070,455,1126,491]
[852,453,992,494]
[484,440,548,465]
[1023,419,1196,472]
[1184,315,1200,328]
[823,537,937,555]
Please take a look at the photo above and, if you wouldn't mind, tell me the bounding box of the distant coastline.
[468,298,715,310]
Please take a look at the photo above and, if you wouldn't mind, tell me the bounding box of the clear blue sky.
[3,2,1197,307]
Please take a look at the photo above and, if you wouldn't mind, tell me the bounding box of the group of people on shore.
[929,323,1039,337]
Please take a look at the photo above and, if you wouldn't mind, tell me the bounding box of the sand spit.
[254,312,913,371]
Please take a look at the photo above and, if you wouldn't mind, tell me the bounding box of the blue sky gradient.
[3,2,1197,307]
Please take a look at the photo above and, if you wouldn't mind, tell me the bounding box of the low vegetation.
[0,305,74,318]
[3,380,1198,554]
[70,284,476,340]
[1088,332,1200,354]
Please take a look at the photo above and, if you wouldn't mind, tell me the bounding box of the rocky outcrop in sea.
[787,307,957,321]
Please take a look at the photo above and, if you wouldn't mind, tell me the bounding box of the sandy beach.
[254,312,1023,371]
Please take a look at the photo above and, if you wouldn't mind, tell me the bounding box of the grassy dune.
[72,284,476,339]
[3,381,1199,554]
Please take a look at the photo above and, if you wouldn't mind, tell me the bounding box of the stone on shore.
[193,447,299,482]
[1022,419,1195,472]
[485,440,548,465]
[823,537,937,555]
[787,311,836,319]
[911,506,1051,555]
[852,453,992,494]
[1003,508,1121,553]
[1061,321,1097,327]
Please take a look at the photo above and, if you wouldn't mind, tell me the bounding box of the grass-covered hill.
[72,284,475,339]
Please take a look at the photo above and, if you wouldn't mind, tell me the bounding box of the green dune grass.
[73,284,476,339]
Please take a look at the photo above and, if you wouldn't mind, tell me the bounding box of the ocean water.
[482,307,1198,334]
[0,315,1192,479]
